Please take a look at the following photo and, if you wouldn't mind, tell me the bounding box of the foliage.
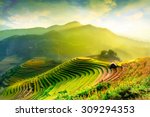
[98,49,121,61]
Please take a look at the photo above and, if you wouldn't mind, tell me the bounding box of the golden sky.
[0,0,150,41]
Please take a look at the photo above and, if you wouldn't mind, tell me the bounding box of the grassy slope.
[0,57,149,100]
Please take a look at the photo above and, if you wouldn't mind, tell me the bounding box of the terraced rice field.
[0,57,150,100]
[0,58,60,87]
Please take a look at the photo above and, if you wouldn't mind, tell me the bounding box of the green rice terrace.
[0,57,150,100]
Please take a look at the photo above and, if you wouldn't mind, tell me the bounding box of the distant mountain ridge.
[0,21,150,61]
[0,21,81,40]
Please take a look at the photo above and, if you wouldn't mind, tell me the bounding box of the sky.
[0,0,150,41]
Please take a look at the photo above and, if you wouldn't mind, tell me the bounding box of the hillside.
[0,57,61,87]
[0,21,81,40]
[0,27,46,40]
[0,57,150,100]
[0,21,150,61]
[0,21,150,100]
[0,56,23,76]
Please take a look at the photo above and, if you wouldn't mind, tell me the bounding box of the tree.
[98,49,121,61]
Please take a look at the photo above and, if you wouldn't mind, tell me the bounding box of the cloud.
[0,19,9,30]
[88,0,116,13]
[0,0,149,41]
[2,0,117,29]
[0,19,3,24]
[115,0,150,15]
[126,11,144,21]
[0,1,3,5]
[6,10,51,28]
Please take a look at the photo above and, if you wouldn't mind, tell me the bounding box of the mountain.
[0,21,81,40]
[0,27,46,40]
[0,21,149,62]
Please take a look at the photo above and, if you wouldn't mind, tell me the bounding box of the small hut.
[109,62,118,69]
